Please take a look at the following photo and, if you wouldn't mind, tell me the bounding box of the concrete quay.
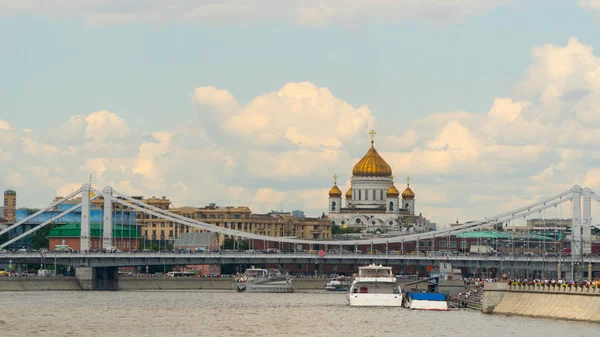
[0,277,333,291]
[0,276,439,292]
[482,282,600,322]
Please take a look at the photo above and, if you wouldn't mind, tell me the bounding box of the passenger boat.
[325,276,352,291]
[233,268,295,293]
[346,264,403,307]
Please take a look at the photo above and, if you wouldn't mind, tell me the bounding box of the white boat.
[325,276,352,291]
[346,264,403,307]
[233,268,295,293]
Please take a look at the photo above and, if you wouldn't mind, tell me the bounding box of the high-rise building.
[3,190,16,223]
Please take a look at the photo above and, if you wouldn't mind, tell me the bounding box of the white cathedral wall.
[349,176,393,208]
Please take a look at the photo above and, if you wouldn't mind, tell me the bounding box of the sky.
[2,0,600,227]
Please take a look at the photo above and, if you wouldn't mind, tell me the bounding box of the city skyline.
[2,1,600,226]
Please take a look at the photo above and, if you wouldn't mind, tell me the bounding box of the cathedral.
[328,131,435,233]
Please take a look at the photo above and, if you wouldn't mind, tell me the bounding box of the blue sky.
[2,0,597,132]
[1,0,600,225]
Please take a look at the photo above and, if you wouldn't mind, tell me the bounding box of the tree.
[30,223,57,250]
[221,238,249,250]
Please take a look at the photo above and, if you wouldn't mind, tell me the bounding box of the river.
[0,291,597,336]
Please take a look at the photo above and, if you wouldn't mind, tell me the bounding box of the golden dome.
[329,184,342,198]
[386,184,400,198]
[402,185,415,200]
[352,138,392,177]
[345,188,352,199]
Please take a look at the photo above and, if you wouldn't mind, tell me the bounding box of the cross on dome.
[369,129,376,144]
[406,176,411,186]
[333,174,338,185]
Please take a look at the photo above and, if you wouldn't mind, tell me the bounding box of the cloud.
[3,37,600,227]
[579,1,600,16]
[0,0,516,27]
[196,82,375,150]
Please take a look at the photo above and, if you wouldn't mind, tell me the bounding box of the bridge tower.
[80,183,91,252]
[102,186,113,251]
[582,188,592,255]
[571,185,582,260]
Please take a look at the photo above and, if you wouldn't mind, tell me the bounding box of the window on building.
[405,203,409,209]
[450,241,457,249]
[439,241,447,248]
[169,223,173,227]
[427,240,433,247]
[389,202,394,211]
[331,201,336,211]
[460,241,468,249]
[365,190,368,200]
[358,190,362,200]
[161,223,165,228]
[373,190,376,200]
[169,230,173,238]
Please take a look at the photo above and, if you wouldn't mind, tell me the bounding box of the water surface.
[0,291,597,337]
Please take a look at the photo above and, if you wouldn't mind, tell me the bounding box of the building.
[292,210,305,218]
[6,195,137,250]
[3,189,16,222]
[47,223,140,251]
[327,131,435,233]
[139,203,332,243]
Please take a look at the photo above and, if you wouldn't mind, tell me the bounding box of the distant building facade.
[140,203,332,243]
[3,189,16,223]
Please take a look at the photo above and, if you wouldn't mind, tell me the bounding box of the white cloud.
[0,119,11,130]
[196,82,375,150]
[4,38,600,227]
[0,0,516,26]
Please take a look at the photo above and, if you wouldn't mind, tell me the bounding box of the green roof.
[48,223,141,239]
[455,231,513,239]
[455,231,554,241]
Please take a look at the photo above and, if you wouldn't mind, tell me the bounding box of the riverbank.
[0,277,337,291]
[0,277,439,291]
[482,282,600,322]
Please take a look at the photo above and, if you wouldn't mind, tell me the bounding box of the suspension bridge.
[0,183,599,289]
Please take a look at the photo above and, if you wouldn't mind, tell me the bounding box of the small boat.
[233,268,295,293]
[346,264,403,307]
[325,276,352,291]
[405,291,448,311]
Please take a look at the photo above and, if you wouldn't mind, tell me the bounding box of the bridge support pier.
[76,267,119,291]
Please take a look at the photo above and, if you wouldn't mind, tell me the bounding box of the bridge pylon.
[103,186,113,251]
[80,184,91,252]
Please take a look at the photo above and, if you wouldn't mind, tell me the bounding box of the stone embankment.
[0,277,332,291]
[482,282,600,322]
[0,277,81,291]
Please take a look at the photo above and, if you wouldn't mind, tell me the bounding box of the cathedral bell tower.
[402,176,416,215]
[328,175,342,214]
[386,176,400,214]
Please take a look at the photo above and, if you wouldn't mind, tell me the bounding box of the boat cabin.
[358,265,393,278]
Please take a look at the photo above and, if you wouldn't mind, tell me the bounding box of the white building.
[327,132,435,233]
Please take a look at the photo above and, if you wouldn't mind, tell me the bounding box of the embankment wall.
[483,282,600,322]
[0,277,331,291]
[0,277,428,292]
[0,277,81,291]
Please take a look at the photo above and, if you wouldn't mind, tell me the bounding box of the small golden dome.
[345,188,352,199]
[386,184,400,198]
[329,184,342,198]
[402,185,415,200]
[352,140,392,177]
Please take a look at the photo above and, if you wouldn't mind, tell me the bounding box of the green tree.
[30,223,57,250]
[221,238,249,250]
